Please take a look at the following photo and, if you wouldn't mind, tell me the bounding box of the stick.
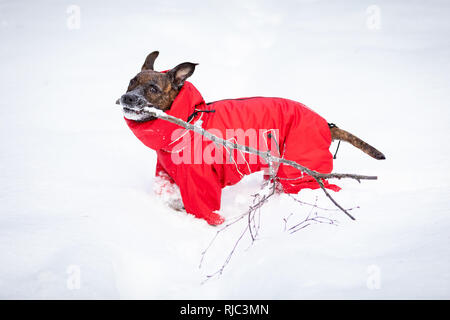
[136,106,377,220]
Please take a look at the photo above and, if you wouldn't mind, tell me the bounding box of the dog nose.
[121,93,139,105]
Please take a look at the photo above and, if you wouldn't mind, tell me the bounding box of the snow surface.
[0,0,449,299]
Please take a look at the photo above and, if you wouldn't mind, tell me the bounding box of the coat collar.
[125,81,206,151]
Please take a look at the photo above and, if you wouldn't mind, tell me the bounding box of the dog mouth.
[123,106,145,114]
[116,95,159,121]
[122,105,157,121]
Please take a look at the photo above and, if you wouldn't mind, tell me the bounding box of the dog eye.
[148,85,159,94]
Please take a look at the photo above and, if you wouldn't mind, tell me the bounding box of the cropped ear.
[141,51,159,71]
[167,62,198,88]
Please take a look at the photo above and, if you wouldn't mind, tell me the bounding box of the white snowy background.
[0,0,449,299]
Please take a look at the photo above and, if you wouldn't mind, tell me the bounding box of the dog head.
[117,51,197,122]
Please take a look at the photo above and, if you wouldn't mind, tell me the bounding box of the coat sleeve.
[155,159,172,179]
[154,158,176,195]
[176,165,222,221]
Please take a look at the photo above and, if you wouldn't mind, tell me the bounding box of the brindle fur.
[118,51,197,121]
[141,51,159,71]
[330,126,385,160]
[118,51,386,160]
[127,70,179,111]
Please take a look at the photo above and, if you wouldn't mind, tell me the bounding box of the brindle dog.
[117,51,385,160]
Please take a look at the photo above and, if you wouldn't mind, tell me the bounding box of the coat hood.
[125,81,205,150]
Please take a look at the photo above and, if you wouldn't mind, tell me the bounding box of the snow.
[1,0,449,299]
[194,119,204,128]
[142,106,165,117]
[154,173,184,212]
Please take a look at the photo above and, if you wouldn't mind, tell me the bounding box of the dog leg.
[154,172,185,212]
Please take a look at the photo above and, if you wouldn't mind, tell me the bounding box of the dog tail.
[329,124,386,160]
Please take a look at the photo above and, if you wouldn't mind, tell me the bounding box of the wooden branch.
[141,106,376,181]
[199,181,276,283]
[137,106,378,220]
[287,194,360,212]
[288,211,338,234]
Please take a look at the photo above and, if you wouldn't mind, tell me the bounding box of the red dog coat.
[125,81,339,224]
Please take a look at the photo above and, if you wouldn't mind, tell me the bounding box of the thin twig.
[287,194,359,212]
[137,106,377,220]
[132,106,374,282]
[200,181,277,283]
[288,211,338,234]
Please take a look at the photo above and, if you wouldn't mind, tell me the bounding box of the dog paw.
[154,175,185,211]
[168,198,185,212]
[205,212,225,226]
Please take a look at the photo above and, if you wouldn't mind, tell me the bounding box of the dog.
[117,51,385,226]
